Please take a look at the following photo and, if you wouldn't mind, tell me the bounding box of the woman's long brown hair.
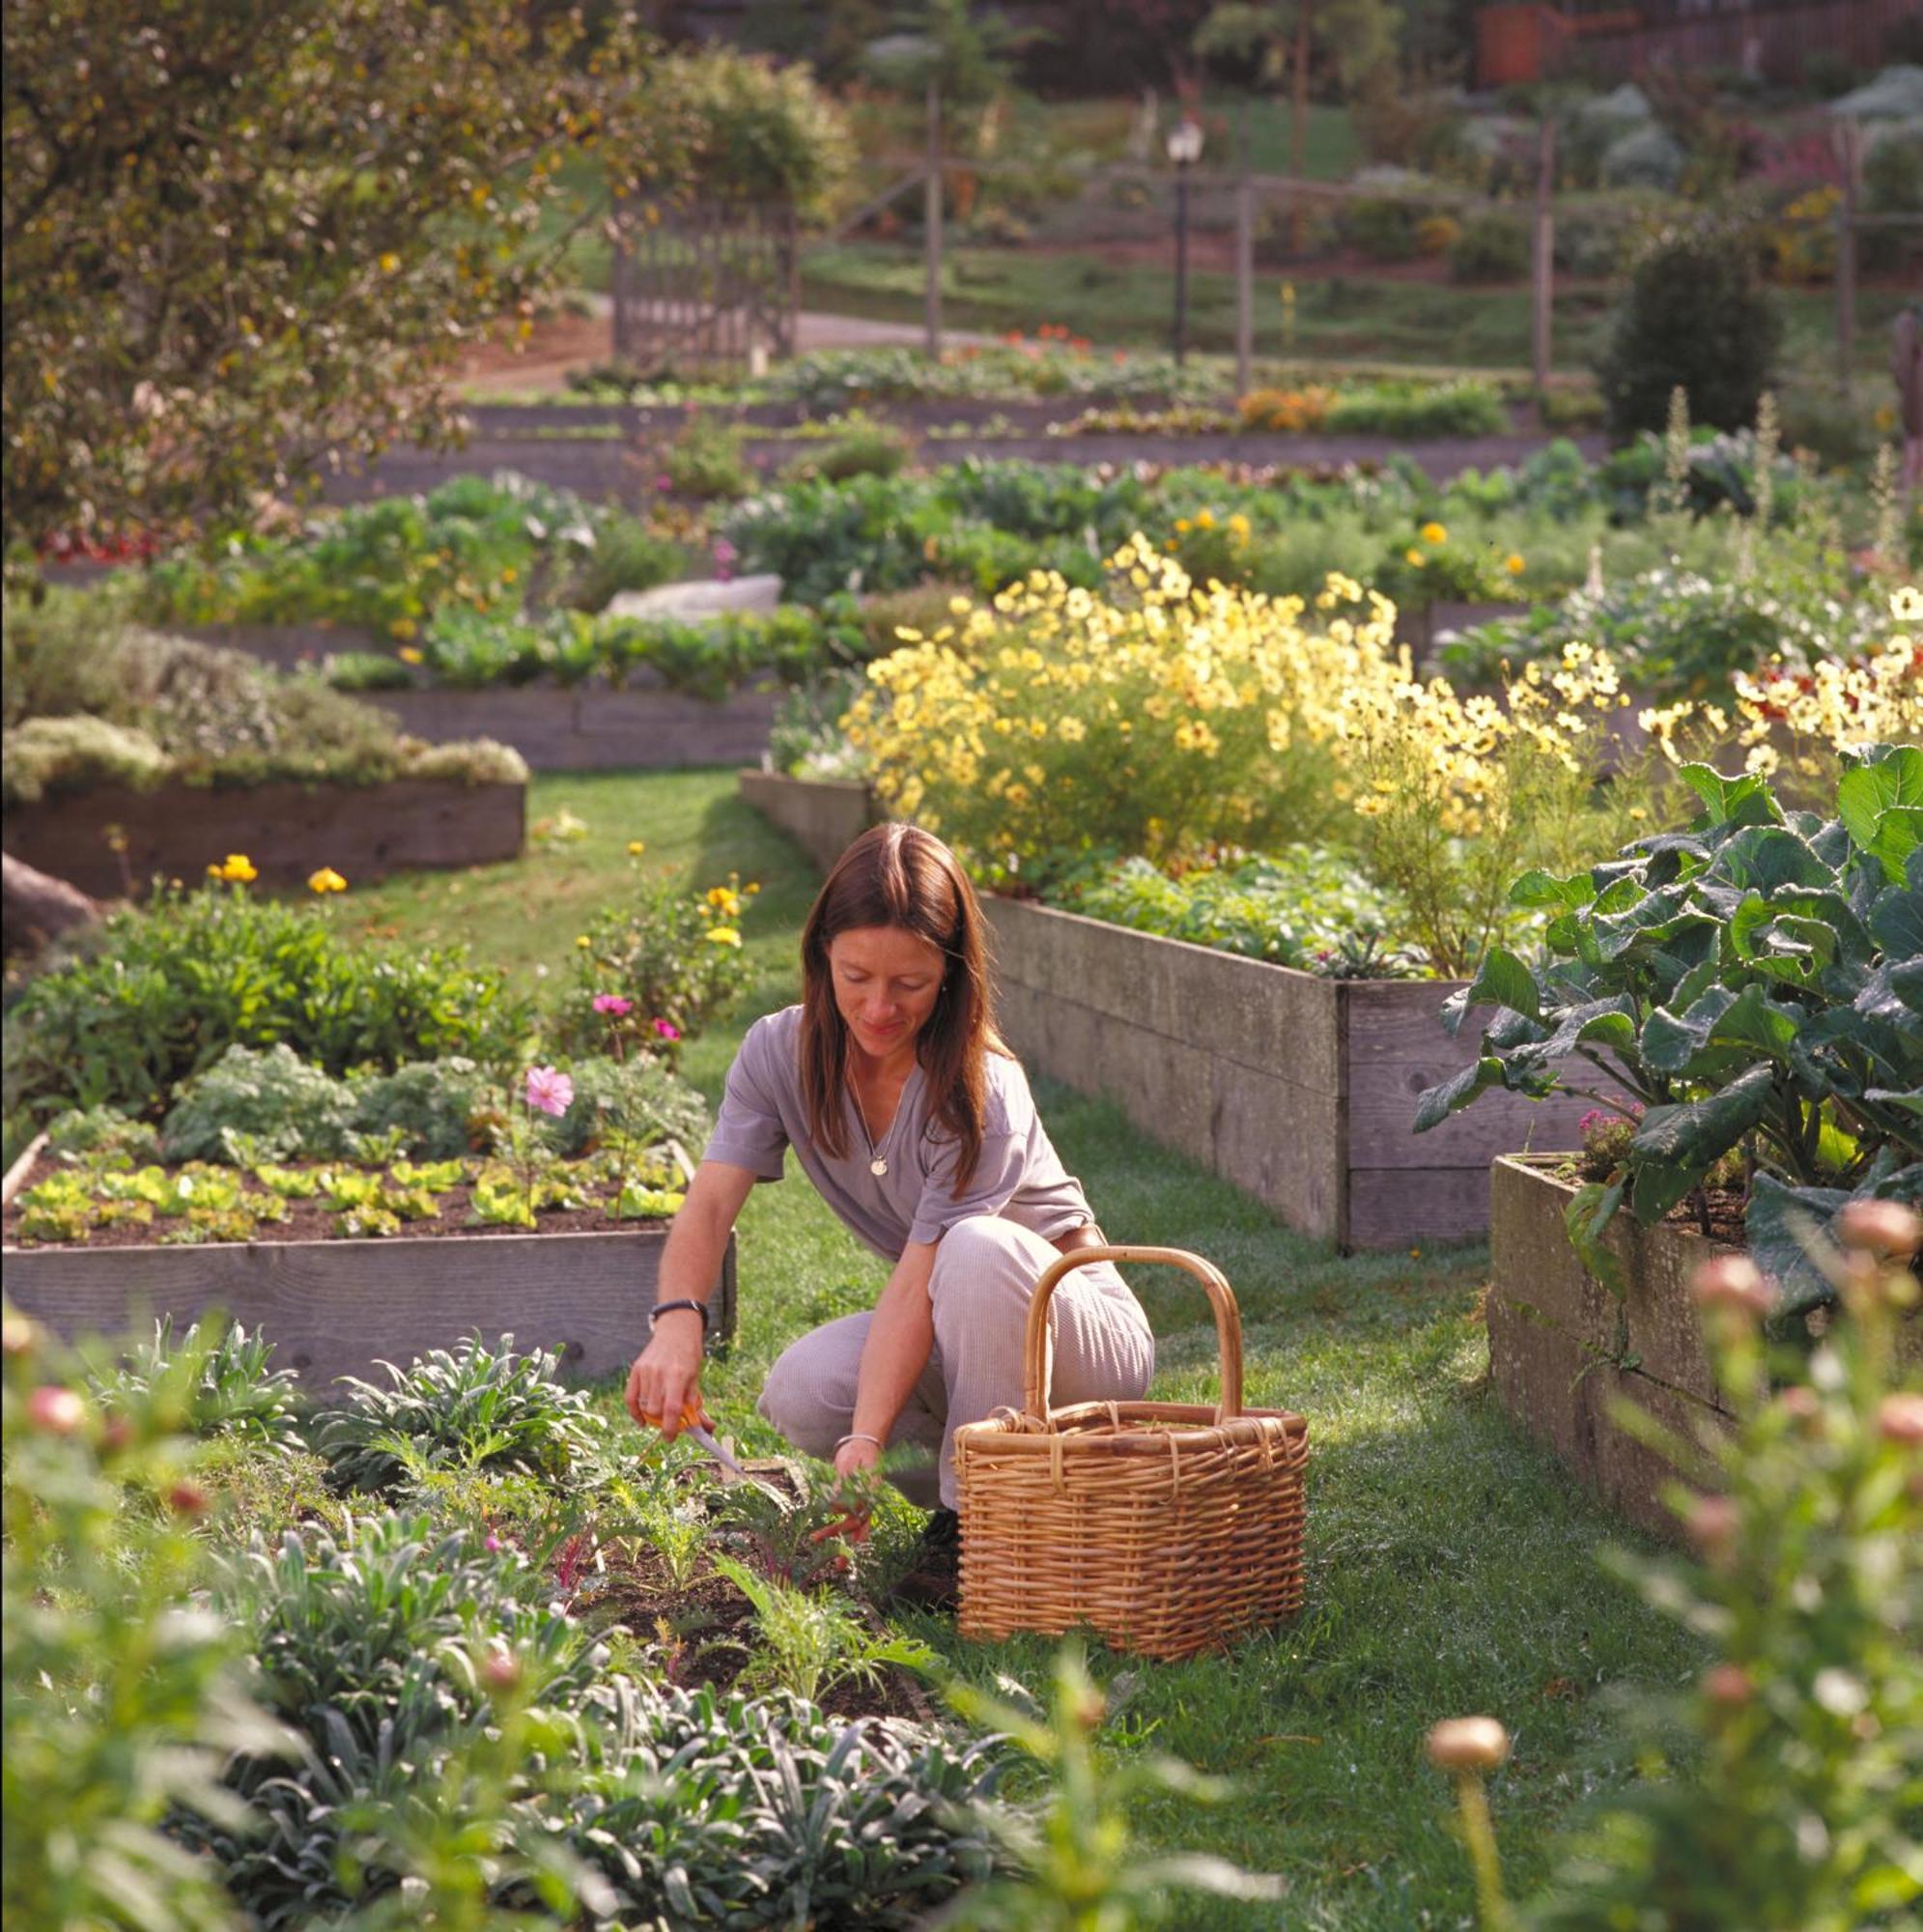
[799,823,1004,1195]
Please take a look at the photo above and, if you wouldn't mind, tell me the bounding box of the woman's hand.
[624,1313,705,1436]
[812,1433,885,1548]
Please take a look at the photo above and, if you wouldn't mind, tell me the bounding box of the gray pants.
[757,1215,1155,1508]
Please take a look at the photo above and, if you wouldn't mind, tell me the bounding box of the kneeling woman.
[625,822,1154,1604]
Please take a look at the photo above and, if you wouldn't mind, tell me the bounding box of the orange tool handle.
[641,1397,709,1432]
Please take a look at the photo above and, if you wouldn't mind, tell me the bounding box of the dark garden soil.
[1,1151,678,1251]
[1544,1158,1748,1246]
[552,1463,939,1725]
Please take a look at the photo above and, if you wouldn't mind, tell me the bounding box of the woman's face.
[826,924,947,1063]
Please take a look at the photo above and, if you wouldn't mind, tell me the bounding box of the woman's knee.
[928,1214,1049,1315]
[756,1317,864,1454]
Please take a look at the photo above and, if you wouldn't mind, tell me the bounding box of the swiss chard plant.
[1418,746,1923,1310]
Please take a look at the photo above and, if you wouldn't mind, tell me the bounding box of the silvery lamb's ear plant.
[312,1333,606,1494]
[1421,745,1923,1311]
[86,1314,308,1456]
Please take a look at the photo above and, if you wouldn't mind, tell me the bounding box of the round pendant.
[870,1157,890,1178]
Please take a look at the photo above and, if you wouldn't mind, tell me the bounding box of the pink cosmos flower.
[592,993,635,1017]
[652,1017,681,1041]
[523,1065,575,1118]
[485,1533,502,1553]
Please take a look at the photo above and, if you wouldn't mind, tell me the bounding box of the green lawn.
[799,238,1913,383]
[346,767,1703,1928]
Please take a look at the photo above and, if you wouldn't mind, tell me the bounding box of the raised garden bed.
[737,769,879,873]
[0,1134,735,1385]
[2,776,525,896]
[985,896,1598,1251]
[1485,1154,1923,1542]
[738,769,1595,1246]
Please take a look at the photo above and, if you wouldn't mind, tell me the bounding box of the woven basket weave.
[953,1244,1308,1661]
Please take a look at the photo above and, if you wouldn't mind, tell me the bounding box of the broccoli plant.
[1419,746,1923,1309]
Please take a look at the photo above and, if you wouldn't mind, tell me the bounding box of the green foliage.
[768,668,875,781]
[1448,212,1531,284]
[2,3,665,550]
[559,514,683,614]
[942,1643,1284,1929]
[1345,196,1422,263]
[1514,1234,1923,1930]
[1440,565,1888,703]
[1,878,528,1126]
[142,472,612,638]
[549,1054,711,1161]
[87,1316,307,1457]
[1423,750,1923,1309]
[553,868,755,1059]
[350,1057,495,1160]
[780,412,916,485]
[44,1105,162,1163]
[758,342,1219,412]
[160,1044,361,1164]
[644,44,856,215]
[312,1334,607,1495]
[662,417,755,502]
[1,1308,290,1932]
[1598,217,1783,437]
[1321,377,1509,437]
[0,599,523,802]
[1045,849,1418,975]
[711,1552,934,1705]
[1,714,169,800]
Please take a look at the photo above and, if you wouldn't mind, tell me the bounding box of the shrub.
[44,1105,161,1163]
[553,868,755,1058]
[783,413,915,484]
[551,1054,712,1160]
[2,878,528,1125]
[1345,196,1420,262]
[1235,385,1333,434]
[87,1315,307,1456]
[2,714,169,801]
[350,1057,495,1159]
[1448,212,1530,283]
[662,417,754,501]
[560,514,683,613]
[1598,216,1782,437]
[1044,849,1414,975]
[159,1043,360,1163]
[841,548,1395,884]
[1421,746,1923,1308]
[312,1335,607,1493]
[1415,212,1462,256]
[1324,379,1509,438]
[767,668,873,781]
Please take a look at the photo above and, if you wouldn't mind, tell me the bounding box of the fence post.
[1235,161,1255,397]
[1532,120,1555,403]
[610,229,631,362]
[1835,118,1860,389]
[924,81,943,361]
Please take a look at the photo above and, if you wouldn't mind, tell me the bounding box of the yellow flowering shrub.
[1335,643,1650,977]
[1639,596,1923,810]
[841,542,1404,880]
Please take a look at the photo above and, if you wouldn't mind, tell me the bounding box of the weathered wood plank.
[1345,1167,1494,1249]
[1342,980,1605,1171]
[3,1225,736,1389]
[3,780,524,895]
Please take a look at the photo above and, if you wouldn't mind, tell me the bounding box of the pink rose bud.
[1691,1256,1772,1320]
[1879,1394,1923,1446]
[482,1649,523,1690]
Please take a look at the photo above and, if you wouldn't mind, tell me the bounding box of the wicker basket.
[953,1244,1308,1661]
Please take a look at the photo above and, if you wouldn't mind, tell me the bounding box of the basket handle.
[1022,1244,1242,1424]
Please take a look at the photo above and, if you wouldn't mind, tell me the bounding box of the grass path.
[349,768,1701,1928]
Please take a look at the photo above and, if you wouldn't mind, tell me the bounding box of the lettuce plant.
[1420,746,1923,1309]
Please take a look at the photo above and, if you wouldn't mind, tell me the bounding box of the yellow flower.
[379,251,401,274]
[1195,509,1216,530]
[705,885,742,917]
[397,645,423,665]
[1405,549,1427,568]
[626,839,646,856]
[1505,554,1525,576]
[575,935,591,949]
[210,854,258,883]
[1174,518,1192,535]
[306,867,348,895]
[390,617,417,640]
[1421,522,1447,545]
[705,925,742,948]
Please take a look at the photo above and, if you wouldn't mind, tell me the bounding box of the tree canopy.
[2,0,669,551]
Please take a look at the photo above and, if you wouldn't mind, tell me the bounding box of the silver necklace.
[851,1077,901,1178]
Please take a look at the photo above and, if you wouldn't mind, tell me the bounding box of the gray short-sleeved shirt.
[703,1005,1095,1262]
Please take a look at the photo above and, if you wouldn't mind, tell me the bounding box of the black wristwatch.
[648,1298,708,1333]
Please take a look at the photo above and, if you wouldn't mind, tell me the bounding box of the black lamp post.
[1167,118,1204,367]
